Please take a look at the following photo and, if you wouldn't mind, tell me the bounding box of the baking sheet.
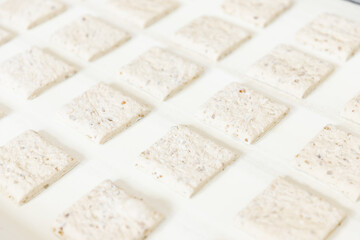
[0,0,360,239]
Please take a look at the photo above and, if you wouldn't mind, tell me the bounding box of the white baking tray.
[0,0,360,239]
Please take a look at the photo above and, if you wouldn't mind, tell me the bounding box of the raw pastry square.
[0,0,65,30]
[0,28,11,45]
[247,44,334,98]
[296,13,360,61]
[175,16,251,61]
[341,93,360,125]
[0,48,76,100]
[107,0,179,28]
[295,125,360,201]
[51,15,130,61]
[0,130,78,204]
[222,0,293,28]
[236,177,346,240]
[136,125,238,197]
[60,82,150,144]
[120,47,204,100]
[53,180,163,240]
[197,82,288,144]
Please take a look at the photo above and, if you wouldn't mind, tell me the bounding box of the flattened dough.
[53,180,163,240]
[295,125,360,201]
[60,82,150,144]
[0,48,76,99]
[222,0,293,27]
[237,177,346,240]
[296,13,360,61]
[51,15,130,61]
[107,0,179,28]
[341,93,360,125]
[175,16,251,61]
[197,82,288,143]
[120,47,204,100]
[136,125,238,197]
[0,0,65,30]
[247,44,334,98]
[0,130,78,204]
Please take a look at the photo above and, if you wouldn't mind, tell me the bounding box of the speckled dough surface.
[341,93,360,125]
[296,13,360,61]
[0,48,76,100]
[175,16,251,61]
[0,27,11,45]
[0,0,65,30]
[0,130,78,205]
[60,82,150,144]
[295,125,360,201]
[236,177,346,240]
[222,0,293,28]
[247,44,334,98]
[197,82,288,144]
[107,0,179,28]
[120,47,204,100]
[51,15,130,61]
[136,125,238,197]
[53,180,163,240]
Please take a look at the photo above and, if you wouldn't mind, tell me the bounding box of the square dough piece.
[0,0,65,30]
[222,0,293,28]
[0,47,76,100]
[0,27,11,45]
[341,93,360,125]
[197,82,288,144]
[107,0,179,28]
[51,15,130,61]
[0,130,78,204]
[120,47,204,100]
[136,125,238,197]
[60,82,150,144]
[53,180,163,240]
[247,44,334,98]
[236,177,346,240]
[175,16,251,61]
[295,125,360,201]
[296,13,360,61]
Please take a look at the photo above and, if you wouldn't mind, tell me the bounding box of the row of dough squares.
[0,2,358,102]
[1,124,357,239]
[0,1,359,240]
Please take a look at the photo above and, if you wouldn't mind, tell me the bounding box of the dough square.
[295,125,360,201]
[247,44,334,98]
[60,82,150,144]
[120,47,204,100]
[136,125,238,197]
[0,0,65,30]
[222,0,293,28]
[53,180,163,240]
[197,82,288,144]
[51,15,130,61]
[0,27,11,45]
[175,16,251,61]
[0,130,79,205]
[0,47,76,100]
[341,93,360,125]
[296,13,360,61]
[236,177,346,240]
[107,0,179,28]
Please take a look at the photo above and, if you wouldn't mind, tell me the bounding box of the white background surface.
[0,0,360,239]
